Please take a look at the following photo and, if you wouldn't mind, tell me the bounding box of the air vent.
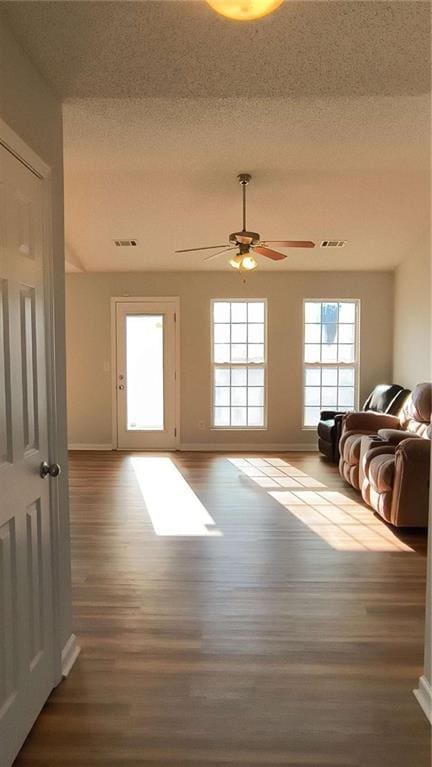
[320,240,347,248]
[113,239,138,247]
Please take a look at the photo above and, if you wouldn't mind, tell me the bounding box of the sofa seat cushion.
[368,454,396,493]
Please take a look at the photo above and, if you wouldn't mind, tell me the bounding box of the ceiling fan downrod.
[238,173,251,232]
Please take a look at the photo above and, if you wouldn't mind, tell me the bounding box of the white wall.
[393,236,431,388]
[0,11,74,668]
[66,270,394,448]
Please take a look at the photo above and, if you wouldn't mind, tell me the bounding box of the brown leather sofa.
[338,387,411,488]
[359,383,431,527]
[317,384,408,463]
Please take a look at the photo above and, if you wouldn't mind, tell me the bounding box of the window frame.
[210,298,268,430]
[302,298,360,430]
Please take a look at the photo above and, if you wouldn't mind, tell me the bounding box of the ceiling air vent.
[321,240,347,248]
[113,239,138,247]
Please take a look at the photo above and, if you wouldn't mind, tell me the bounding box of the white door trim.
[110,296,180,449]
[0,117,75,689]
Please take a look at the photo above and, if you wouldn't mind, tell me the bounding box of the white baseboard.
[68,443,113,451]
[414,676,432,724]
[61,634,80,677]
[179,443,318,452]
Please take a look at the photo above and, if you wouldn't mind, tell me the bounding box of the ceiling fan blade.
[175,244,227,253]
[254,246,287,261]
[203,247,236,262]
[261,240,315,248]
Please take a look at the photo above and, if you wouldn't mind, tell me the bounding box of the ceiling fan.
[175,173,315,271]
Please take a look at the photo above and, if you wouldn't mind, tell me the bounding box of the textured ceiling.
[2,1,431,273]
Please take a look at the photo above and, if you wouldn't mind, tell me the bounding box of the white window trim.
[210,298,268,430]
[302,298,361,430]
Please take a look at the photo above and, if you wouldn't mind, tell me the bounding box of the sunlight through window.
[228,457,413,552]
[131,457,221,537]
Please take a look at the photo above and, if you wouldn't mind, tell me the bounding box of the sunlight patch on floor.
[131,457,221,536]
[229,457,413,552]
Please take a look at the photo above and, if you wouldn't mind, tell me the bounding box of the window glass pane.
[231,344,247,362]
[339,324,354,343]
[339,302,356,323]
[215,368,230,386]
[305,344,321,363]
[305,324,321,343]
[231,323,247,343]
[214,323,230,343]
[338,367,355,386]
[339,344,354,363]
[248,344,264,363]
[248,387,264,406]
[232,387,247,406]
[231,302,247,322]
[322,387,337,407]
[305,302,321,323]
[214,344,230,363]
[304,407,320,427]
[305,368,321,386]
[231,407,247,426]
[248,302,264,322]
[322,344,337,362]
[322,368,337,386]
[232,367,247,386]
[215,387,230,406]
[248,407,264,426]
[126,315,164,431]
[214,407,230,426]
[322,323,338,344]
[321,303,338,324]
[214,302,230,322]
[338,387,354,407]
[248,367,264,386]
[248,323,264,343]
[305,387,320,406]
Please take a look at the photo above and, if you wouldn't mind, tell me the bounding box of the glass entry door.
[115,300,178,449]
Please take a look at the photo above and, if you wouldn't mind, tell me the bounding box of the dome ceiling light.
[206,0,284,21]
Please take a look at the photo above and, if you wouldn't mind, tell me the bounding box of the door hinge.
[174,428,177,437]
[174,312,177,322]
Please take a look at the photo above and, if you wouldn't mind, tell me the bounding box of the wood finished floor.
[14,451,430,766]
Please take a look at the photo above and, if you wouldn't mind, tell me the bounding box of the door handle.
[40,461,61,479]
[118,384,125,390]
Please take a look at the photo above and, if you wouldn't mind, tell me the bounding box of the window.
[212,300,266,428]
[303,300,359,427]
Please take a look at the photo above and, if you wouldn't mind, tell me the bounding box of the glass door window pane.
[126,315,164,431]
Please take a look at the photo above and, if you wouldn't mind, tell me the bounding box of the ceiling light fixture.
[229,253,258,271]
[206,0,283,21]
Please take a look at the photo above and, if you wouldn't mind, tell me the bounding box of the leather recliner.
[360,383,432,527]
[318,384,408,464]
[338,385,411,489]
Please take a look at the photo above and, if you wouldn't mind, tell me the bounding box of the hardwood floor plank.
[14,451,429,766]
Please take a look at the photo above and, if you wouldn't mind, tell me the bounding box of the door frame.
[110,296,180,450]
[0,117,64,687]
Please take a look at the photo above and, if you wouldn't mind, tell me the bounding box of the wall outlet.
[198,420,205,430]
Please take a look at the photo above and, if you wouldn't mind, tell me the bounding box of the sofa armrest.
[392,438,431,527]
[342,411,400,433]
[377,428,421,445]
[363,444,397,477]
[397,436,431,463]
[320,410,346,421]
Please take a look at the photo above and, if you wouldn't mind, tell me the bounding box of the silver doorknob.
[40,461,61,479]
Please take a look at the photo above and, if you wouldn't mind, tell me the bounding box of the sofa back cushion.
[400,382,432,438]
[363,384,407,415]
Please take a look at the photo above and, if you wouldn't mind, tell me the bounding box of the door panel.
[116,301,178,449]
[0,145,56,766]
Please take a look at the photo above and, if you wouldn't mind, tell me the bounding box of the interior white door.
[0,145,56,766]
[116,300,178,449]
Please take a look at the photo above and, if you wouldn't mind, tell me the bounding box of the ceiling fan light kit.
[206,0,284,21]
[175,172,315,271]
